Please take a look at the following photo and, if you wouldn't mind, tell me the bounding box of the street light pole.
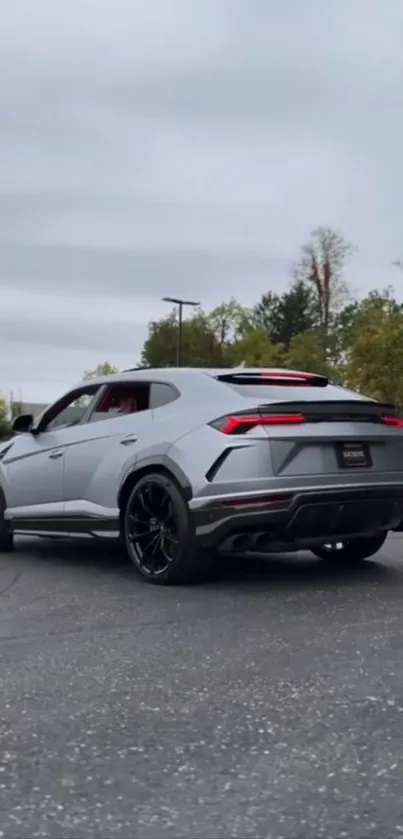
[162,296,200,366]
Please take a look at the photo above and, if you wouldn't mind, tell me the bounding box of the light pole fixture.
[162,296,200,366]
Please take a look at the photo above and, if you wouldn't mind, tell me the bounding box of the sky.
[1,0,403,404]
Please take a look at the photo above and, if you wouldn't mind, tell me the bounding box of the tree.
[345,289,403,405]
[295,227,353,359]
[252,279,319,348]
[0,395,11,440]
[285,332,340,380]
[207,299,251,359]
[141,310,224,367]
[10,401,22,419]
[83,361,119,380]
[227,324,286,367]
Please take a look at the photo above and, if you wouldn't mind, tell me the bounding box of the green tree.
[207,299,250,349]
[295,227,353,359]
[285,332,340,380]
[227,324,286,367]
[0,395,11,439]
[252,279,318,348]
[141,310,224,367]
[345,289,403,405]
[83,361,119,380]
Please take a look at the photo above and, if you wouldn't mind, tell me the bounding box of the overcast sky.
[1,0,403,403]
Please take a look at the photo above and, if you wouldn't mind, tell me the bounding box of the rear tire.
[312,531,387,564]
[0,488,14,553]
[122,472,213,585]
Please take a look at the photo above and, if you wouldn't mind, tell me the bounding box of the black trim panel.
[205,448,232,482]
[10,516,118,534]
[192,485,403,549]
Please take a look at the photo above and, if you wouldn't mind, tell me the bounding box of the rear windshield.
[223,383,368,402]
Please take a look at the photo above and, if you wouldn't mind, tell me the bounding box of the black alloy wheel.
[123,472,212,585]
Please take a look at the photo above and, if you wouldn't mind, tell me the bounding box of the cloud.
[1,0,403,401]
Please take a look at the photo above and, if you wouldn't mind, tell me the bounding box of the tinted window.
[150,382,179,409]
[89,383,150,422]
[224,383,368,402]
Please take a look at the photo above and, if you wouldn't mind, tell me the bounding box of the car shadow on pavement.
[210,551,391,588]
[13,536,394,590]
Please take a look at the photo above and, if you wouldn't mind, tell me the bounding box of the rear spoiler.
[216,371,329,387]
[257,400,399,420]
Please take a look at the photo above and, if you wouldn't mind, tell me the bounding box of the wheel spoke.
[160,542,175,564]
[138,488,155,518]
[128,513,148,529]
[130,530,158,548]
[160,500,176,527]
[141,531,161,552]
[146,532,163,573]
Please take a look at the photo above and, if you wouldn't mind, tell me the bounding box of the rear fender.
[118,454,193,506]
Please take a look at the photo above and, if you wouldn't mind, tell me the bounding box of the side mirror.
[12,413,35,434]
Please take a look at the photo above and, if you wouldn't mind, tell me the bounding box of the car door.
[2,385,102,527]
[61,380,156,530]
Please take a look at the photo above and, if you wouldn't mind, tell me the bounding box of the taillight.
[221,493,293,508]
[210,413,306,435]
[382,415,403,428]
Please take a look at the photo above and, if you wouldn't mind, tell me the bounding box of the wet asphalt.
[1,535,403,838]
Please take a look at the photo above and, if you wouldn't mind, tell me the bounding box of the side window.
[89,383,150,422]
[149,382,179,410]
[42,387,101,432]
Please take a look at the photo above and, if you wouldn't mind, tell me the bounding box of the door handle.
[49,449,65,460]
[120,435,138,446]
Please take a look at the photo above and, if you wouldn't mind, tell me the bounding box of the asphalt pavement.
[2,535,403,838]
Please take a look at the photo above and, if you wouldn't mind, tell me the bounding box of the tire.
[312,531,387,564]
[0,488,14,553]
[122,472,213,585]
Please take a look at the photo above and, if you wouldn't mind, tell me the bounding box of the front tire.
[312,531,387,564]
[0,488,14,553]
[122,472,213,585]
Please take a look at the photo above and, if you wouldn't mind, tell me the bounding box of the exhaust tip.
[232,533,251,552]
[254,532,273,551]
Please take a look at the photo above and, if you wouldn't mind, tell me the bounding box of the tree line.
[141,226,403,407]
[1,226,403,439]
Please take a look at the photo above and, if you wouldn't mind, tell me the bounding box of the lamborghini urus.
[1,367,403,584]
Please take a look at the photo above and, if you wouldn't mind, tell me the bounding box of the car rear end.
[187,369,403,554]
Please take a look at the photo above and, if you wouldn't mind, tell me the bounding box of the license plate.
[336,441,372,468]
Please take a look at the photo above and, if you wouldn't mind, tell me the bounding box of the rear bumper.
[190,484,403,552]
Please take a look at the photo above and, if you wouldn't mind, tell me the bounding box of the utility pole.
[162,296,200,366]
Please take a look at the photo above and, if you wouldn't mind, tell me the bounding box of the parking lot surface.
[2,535,403,838]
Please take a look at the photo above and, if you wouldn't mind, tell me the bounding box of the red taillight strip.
[222,414,305,434]
[222,493,293,508]
[382,415,403,428]
[260,370,313,380]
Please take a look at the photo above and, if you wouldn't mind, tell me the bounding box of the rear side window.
[223,383,366,402]
[149,382,179,409]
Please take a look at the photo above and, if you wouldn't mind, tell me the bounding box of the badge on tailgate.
[336,441,372,468]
